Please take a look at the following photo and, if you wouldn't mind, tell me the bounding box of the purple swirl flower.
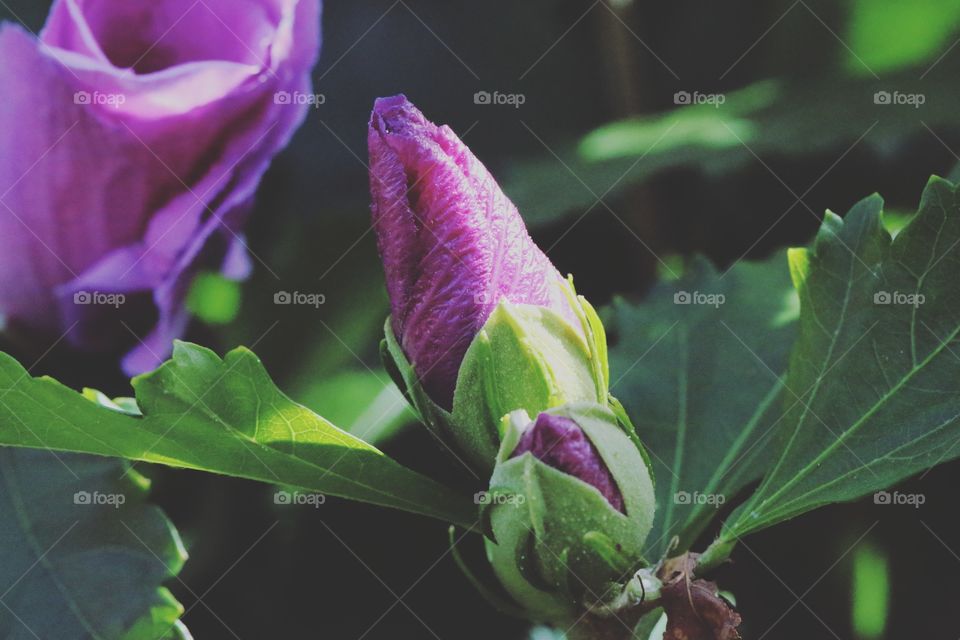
[512,412,624,512]
[368,95,576,409]
[0,0,321,373]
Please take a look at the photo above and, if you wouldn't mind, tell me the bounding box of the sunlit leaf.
[296,369,413,445]
[0,342,475,528]
[846,0,960,75]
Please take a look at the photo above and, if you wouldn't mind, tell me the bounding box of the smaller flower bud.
[481,403,656,622]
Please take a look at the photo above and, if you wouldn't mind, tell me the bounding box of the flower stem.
[694,537,737,576]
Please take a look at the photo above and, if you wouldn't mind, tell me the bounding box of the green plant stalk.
[694,537,738,577]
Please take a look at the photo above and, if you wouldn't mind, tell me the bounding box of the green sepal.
[608,395,656,485]
[379,336,414,409]
[381,320,485,468]
[456,300,602,448]
[381,278,610,475]
[447,526,528,619]
[582,531,638,577]
[561,276,610,397]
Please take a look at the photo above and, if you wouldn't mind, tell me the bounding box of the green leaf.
[0,342,475,528]
[294,369,413,445]
[851,543,889,639]
[505,58,960,224]
[185,271,241,326]
[0,449,188,639]
[724,176,960,539]
[604,253,798,556]
[846,0,960,75]
[633,609,666,639]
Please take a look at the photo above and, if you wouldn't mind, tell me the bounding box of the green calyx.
[481,403,657,623]
[381,278,611,475]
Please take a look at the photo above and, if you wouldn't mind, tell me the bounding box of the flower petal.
[513,413,624,512]
[0,0,321,372]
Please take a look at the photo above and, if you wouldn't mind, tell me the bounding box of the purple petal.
[0,0,321,374]
[44,0,281,73]
[512,413,624,512]
[369,95,576,408]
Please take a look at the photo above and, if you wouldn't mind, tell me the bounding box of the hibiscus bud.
[369,95,578,408]
[0,0,321,374]
[371,95,610,472]
[482,404,656,621]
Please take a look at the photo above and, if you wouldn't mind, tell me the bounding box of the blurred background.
[3,0,960,637]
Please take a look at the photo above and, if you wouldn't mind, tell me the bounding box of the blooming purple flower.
[0,0,321,373]
[369,95,576,409]
[512,412,624,512]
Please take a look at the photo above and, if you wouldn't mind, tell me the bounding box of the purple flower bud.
[0,0,321,373]
[512,412,624,512]
[369,95,576,409]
